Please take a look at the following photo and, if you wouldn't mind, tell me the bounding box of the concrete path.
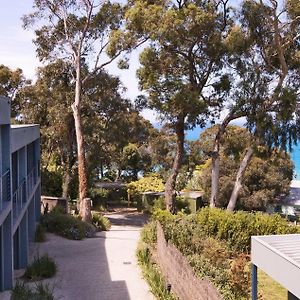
[25,210,154,300]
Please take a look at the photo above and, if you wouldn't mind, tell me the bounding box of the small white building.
[251,234,300,300]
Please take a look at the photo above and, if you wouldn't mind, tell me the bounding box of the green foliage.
[11,281,54,300]
[11,281,32,300]
[196,207,299,253]
[35,224,46,243]
[140,221,157,245]
[90,188,110,208]
[127,174,165,196]
[92,213,111,231]
[151,209,175,224]
[190,125,293,210]
[0,64,29,117]
[136,242,177,300]
[91,185,128,205]
[147,208,299,298]
[41,169,62,198]
[23,254,56,281]
[41,210,96,240]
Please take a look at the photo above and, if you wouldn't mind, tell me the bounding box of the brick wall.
[156,222,223,300]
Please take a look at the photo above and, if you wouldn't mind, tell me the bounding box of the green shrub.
[41,210,96,240]
[151,209,176,225]
[128,175,165,208]
[11,281,54,300]
[35,224,46,243]
[150,208,299,299]
[90,188,109,209]
[23,254,56,281]
[11,281,32,300]
[34,282,55,300]
[175,197,191,214]
[196,207,299,253]
[92,213,111,231]
[140,221,157,245]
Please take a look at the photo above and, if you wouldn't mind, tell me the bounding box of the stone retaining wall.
[156,222,223,300]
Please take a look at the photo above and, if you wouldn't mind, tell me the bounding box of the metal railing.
[12,179,26,221]
[1,170,11,202]
[12,166,39,222]
[26,167,37,198]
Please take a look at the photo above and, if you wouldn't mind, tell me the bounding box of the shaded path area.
[1,210,154,300]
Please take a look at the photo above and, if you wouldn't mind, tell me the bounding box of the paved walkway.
[1,210,155,300]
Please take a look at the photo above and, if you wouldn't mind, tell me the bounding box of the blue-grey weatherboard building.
[0,96,41,291]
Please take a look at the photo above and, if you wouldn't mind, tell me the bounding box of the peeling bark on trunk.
[71,58,91,223]
[165,117,185,213]
[227,146,254,211]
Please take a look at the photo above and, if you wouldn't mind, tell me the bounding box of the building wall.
[0,97,40,291]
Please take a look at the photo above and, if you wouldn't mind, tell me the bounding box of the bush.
[196,207,299,253]
[41,210,96,240]
[23,254,56,281]
[35,224,46,243]
[90,188,109,209]
[140,221,157,245]
[147,208,300,299]
[11,281,54,300]
[127,175,165,205]
[151,209,175,225]
[92,213,111,231]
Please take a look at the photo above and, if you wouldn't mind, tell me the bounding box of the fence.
[156,222,223,300]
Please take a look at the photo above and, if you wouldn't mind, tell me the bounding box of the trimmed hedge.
[196,207,299,253]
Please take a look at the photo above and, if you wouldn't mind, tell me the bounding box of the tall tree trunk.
[210,115,237,208]
[62,168,71,199]
[210,140,220,208]
[227,146,254,211]
[71,57,91,222]
[61,116,75,200]
[165,116,185,213]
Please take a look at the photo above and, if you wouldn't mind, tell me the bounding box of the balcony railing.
[0,170,11,210]
[12,179,26,221]
[12,167,39,222]
[27,167,37,198]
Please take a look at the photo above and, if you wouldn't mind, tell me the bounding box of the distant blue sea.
[185,125,300,181]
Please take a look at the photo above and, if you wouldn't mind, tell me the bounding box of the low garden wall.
[156,222,223,300]
[41,196,68,214]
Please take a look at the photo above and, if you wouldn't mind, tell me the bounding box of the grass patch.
[92,213,111,231]
[258,270,286,300]
[11,281,54,300]
[136,242,176,300]
[23,254,56,281]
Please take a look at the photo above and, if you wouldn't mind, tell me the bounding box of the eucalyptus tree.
[19,61,76,199]
[23,0,137,221]
[224,0,300,211]
[0,65,30,117]
[126,0,233,211]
